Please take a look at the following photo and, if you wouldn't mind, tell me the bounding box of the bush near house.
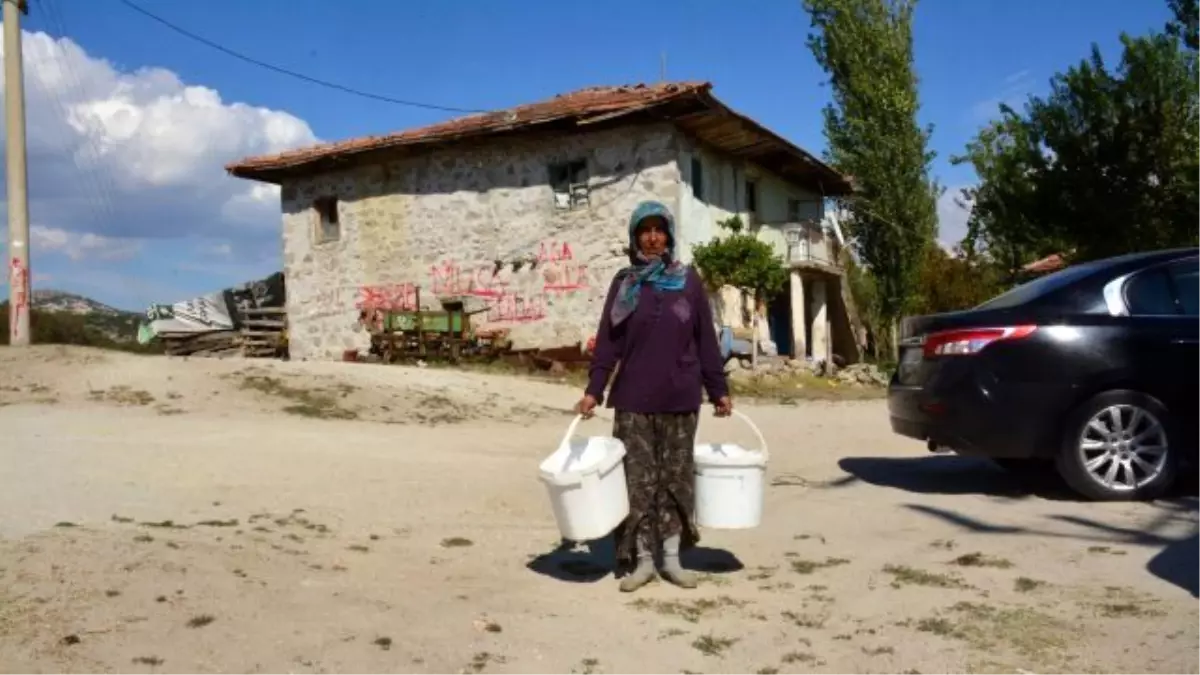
[845,245,1006,363]
[691,216,789,365]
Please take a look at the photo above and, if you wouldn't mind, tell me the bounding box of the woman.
[576,200,733,593]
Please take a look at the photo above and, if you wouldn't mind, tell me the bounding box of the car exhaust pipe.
[927,440,951,454]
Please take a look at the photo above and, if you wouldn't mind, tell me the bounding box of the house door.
[767,283,793,357]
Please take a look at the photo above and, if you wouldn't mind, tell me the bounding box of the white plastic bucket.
[694,410,768,530]
[537,415,630,542]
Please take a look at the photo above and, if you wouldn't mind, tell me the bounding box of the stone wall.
[278,124,682,361]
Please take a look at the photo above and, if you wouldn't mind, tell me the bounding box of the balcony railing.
[760,220,841,269]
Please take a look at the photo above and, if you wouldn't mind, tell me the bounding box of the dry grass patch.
[730,372,885,402]
[630,596,749,623]
[1013,577,1046,593]
[884,564,970,589]
[237,373,359,420]
[781,609,829,629]
[791,556,850,575]
[691,633,738,657]
[89,385,155,406]
[781,651,821,665]
[949,552,1014,569]
[915,601,1069,666]
[1084,586,1167,619]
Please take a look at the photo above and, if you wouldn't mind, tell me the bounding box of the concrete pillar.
[810,277,829,363]
[789,271,807,359]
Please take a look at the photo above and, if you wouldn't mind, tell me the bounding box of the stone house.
[227,82,859,363]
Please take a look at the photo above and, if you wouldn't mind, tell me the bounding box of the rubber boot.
[660,534,698,589]
[619,540,657,593]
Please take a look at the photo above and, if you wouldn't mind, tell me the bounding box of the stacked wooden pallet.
[158,307,287,358]
[238,306,287,358]
[160,330,242,357]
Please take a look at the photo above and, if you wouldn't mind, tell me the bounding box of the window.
[744,180,758,213]
[549,159,589,210]
[1124,269,1177,315]
[1168,260,1198,316]
[787,198,802,222]
[690,157,704,200]
[977,258,1113,311]
[314,197,339,243]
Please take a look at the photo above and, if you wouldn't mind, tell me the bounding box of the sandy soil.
[0,345,1196,674]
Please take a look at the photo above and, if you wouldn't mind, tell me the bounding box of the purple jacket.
[586,267,729,413]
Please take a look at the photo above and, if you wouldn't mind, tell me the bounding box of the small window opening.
[745,180,758,213]
[691,157,705,200]
[786,198,802,222]
[314,197,340,243]
[549,159,590,210]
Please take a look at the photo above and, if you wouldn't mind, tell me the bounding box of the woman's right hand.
[575,394,598,419]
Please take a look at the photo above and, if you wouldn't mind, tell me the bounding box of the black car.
[888,247,1198,501]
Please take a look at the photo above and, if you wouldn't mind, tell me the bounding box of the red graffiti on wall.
[430,260,510,299]
[536,241,574,263]
[9,257,28,339]
[542,263,589,293]
[487,292,546,324]
[535,240,590,293]
[355,282,419,311]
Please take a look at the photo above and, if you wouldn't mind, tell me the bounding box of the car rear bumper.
[888,376,1071,459]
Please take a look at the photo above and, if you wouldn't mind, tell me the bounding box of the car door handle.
[1170,338,1199,345]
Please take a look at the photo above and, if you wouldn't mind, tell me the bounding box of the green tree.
[803,0,941,357]
[691,216,788,367]
[1166,0,1198,51]
[910,246,1004,315]
[958,0,1198,266]
[952,114,1067,284]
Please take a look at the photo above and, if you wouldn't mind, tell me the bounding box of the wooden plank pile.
[159,306,287,358]
[238,306,287,358]
[160,330,242,357]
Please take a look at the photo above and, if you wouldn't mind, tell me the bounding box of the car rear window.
[1124,269,1178,315]
[975,259,1111,310]
[1169,260,1199,316]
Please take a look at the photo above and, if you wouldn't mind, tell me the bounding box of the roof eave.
[689,90,852,196]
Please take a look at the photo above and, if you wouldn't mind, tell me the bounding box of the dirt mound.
[0,346,575,426]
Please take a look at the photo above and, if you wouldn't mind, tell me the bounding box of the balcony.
[758,220,842,272]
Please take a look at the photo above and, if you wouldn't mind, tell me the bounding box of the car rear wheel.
[1056,390,1178,501]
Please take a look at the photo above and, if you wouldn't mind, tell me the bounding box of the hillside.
[0,291,152,350]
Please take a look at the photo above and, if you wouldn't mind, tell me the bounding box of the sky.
[0,0,1176,312]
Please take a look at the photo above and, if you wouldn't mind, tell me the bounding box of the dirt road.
[1,346,1196,674]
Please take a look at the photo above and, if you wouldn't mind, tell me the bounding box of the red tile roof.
[226,81,852,194]
[1022,253,1067,274]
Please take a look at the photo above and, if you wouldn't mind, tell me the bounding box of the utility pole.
[5,0,30,346]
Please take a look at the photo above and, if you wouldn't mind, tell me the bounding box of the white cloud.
[30,224,141,261]
[937,186,974,249]
[0,27,317,248]
[970,69,1035,122]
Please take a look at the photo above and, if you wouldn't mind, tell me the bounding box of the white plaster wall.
[675,136,827,340]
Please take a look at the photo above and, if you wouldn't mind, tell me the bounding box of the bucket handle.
[557,414,611,474]
[559,414,585,452]
[723,409,769,459]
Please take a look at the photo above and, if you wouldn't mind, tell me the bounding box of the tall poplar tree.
[803,0,940,353]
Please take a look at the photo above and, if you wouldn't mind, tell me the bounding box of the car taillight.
[922,325,1038,357]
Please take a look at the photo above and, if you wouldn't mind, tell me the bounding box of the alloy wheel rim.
[1077,404,1169,492]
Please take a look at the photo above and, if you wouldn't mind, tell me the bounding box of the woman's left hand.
[713,396,733,417]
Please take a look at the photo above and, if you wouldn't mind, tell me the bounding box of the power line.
[114,0,486,114]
